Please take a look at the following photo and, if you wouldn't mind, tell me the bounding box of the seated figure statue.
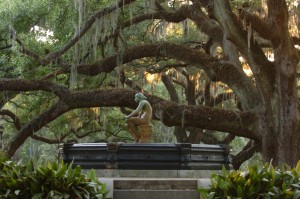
[124,93,153,143]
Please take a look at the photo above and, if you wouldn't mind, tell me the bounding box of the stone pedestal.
[138,124,152,143]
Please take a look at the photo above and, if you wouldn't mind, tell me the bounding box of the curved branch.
[39,3,223,81]
[0,109,21,130]
[237,8,280,42]
[106,4,223,45]
[7,101,69,157]
[73,42,259,109]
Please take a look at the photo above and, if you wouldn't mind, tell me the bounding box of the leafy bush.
[200,161,300,199]
[0,160,108,199]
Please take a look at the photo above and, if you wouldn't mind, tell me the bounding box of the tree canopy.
[1,0,300,168]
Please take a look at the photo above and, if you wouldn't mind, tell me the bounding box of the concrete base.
[98,178,211,199]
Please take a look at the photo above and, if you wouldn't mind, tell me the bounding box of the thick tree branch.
[155,3,223,42]
[161,72,188,143]
[0,79,70,98]
[238,8,280,42]
[154,102,260,140]
[1,80,260,157]
[161,73,179,102]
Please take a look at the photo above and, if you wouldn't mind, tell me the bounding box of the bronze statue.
[125,93,153,143]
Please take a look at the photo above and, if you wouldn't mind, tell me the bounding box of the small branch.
[31,133,69,144]
[0,45,12,50]
[220,133,235,145]
[15,38,43,63]
[232,140,261,169]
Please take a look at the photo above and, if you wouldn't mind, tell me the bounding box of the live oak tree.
[0,0,300,168]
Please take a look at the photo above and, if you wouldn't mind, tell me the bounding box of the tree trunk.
[260,30,300,166]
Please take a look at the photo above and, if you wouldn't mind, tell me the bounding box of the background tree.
[0,0,300,168]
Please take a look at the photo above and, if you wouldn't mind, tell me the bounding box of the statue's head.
[135,93,147,102]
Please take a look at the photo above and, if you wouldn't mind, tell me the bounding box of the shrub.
[199,161,300,199]
[0,160,108,199]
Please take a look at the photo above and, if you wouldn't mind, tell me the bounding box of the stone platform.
[62,143,229,199]
[62,143,232,170]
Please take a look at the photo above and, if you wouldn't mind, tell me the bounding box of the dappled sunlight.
[30,25,57,43]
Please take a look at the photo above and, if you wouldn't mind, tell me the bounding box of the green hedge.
[0,156,108,199]
[199,161,300,199]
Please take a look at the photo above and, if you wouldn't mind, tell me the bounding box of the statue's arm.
[125,101,145,118]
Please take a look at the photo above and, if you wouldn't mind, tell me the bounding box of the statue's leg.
[126,117,150,143]
[126,119,140,142]
[138,125,152,143]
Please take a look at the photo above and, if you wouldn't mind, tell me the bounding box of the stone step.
[113,190,199,199]
[114,178,198,190]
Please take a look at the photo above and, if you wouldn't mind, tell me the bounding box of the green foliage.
[0,160,108,199]
[0,150,8,165]
[199,161,300,199]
